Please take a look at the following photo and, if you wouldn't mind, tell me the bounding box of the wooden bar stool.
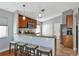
[37,46,52,56]
[9,41,17,55]
[25,43,38,56]
[17,42,26,56]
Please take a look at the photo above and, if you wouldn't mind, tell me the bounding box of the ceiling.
[0,2,79,22]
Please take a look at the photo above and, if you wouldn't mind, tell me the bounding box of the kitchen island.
[14,33,56,55]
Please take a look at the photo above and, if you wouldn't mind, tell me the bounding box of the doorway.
[54,23,76,56]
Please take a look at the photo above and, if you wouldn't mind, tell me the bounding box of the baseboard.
[0,47,9,53]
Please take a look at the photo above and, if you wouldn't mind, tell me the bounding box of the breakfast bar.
[13,34,56,56]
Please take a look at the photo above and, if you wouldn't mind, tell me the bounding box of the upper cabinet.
[66,15,73,28]
[18,14,37,28]
[18,15,27,28]
[62,9,73,24]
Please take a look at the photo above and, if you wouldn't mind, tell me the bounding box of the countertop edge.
[16,33,55,38]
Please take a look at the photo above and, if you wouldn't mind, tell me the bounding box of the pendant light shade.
[22,4,26,20]
[23,16,26,20]
[38,13,42,18]
[38,3,45,18]
[38,3,41,18]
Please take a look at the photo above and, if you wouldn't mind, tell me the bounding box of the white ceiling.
[0,2,79,22]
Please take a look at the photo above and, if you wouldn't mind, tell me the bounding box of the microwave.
[28,23,33,29]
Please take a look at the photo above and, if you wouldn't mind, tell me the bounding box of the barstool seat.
[25,43,38,56]
[17,42,26,46]
[10,41,17,44]
[37,46,51,52]
[9,41,18,56]
[17,42,26,56]
[26,44,38,49]
[37,46,52,56]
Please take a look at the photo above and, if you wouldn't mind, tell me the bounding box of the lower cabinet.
[63,35,73,48]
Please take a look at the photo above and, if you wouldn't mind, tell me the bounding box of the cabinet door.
[63,35,73,48]
[66,15,73,28]
[18,15,37,28]
[18,15,27,28]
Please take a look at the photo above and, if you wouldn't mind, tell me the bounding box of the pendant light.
[38,3,45,18]
[22,4,26,20]
[38,2,42,18]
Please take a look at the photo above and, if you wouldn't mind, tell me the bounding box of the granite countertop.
[17,33,55,38]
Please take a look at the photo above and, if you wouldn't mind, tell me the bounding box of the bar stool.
[17,42,26,56]
[9,41,18,55]
[25,43,38,56]
[37,46,52,56]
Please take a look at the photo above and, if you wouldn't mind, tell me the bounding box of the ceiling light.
[22,4,26,20]
[23,16,26,20]
[38,9,45,18]
[38,13,42,18]
[38,3,45,18]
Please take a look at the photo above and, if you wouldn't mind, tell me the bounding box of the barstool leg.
[19,46,24,56]
[9,43,11,54]
[33,49,35,56]
[48,53,50,56]
[40,51,41,56]
[14,44,17,56]
[37,50,39,56]
[30,48,31,56]
[51,50,52,56]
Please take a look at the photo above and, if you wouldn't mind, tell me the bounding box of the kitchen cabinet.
[27,18,37,28]
[18,15,27,28]
[66,15,73,28]
[18,14,37,28]
[63,35,73,48]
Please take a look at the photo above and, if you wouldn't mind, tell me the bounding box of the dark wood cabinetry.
[66,15,73,28]
[18,14,37,28]
[61,15,73,49]
[18,15,27,28]
[63,35,73,48]
[61,25,73,48]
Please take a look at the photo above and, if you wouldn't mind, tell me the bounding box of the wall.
[13,11,19,34]
[76,8,79,55]
[73,10,77,51]
[43,15,62,24]
[42,15,62,39]
[0,8,14,52]
[73,8,79,53]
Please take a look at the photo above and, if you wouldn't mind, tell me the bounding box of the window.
[0,26,8,38]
